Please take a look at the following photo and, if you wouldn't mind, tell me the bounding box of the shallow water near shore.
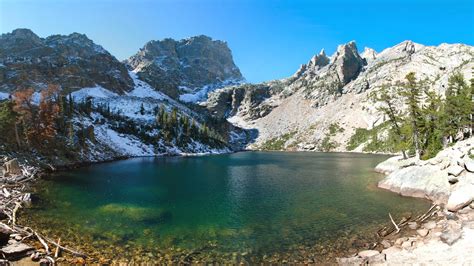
[22,152,430,263]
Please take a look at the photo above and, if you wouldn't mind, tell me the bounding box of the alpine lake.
[21,152,430,263]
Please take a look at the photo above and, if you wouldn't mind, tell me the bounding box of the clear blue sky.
[1,0,473,83]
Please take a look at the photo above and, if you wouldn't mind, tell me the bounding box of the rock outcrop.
[126,35,243,100]
[0,29,133,94]
[377,137,474,207]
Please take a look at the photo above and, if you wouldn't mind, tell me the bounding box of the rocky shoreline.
[338,137,474,265]
[0,157,87,264]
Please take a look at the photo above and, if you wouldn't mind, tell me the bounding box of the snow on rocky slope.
[205,41,474,152]
[68,71,232,159]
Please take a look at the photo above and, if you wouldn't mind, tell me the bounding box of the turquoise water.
[24,152,429,263]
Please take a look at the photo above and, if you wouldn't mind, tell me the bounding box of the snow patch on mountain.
[94,126,155,156]
[179,78,244,103]
[71,86,119,100]
[0,92,9,101]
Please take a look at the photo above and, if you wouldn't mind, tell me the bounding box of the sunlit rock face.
[205,40,474,151]
[0,28,133,94]
[126,35,243,100]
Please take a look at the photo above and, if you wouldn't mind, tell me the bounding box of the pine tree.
[399,72,424,157]
[68,121,75,146]
[371,85,409,159]
[420,88,443,159]
[444,73,470,143]
[87,125,95,143]
[140,103,145,115]
[68,93,74,119]
[0,100,19,147]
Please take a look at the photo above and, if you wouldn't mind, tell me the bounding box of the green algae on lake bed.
[20,152,430,263]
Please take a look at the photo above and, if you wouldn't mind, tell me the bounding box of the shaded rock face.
[0,29,133,94]
[126,35,243,99]
[206,83,276,119]
[333,41,366,85]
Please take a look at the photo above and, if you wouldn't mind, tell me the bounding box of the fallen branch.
[34,231,50,254]
[42,235,87,258]
[54,238,61,258]
[416,204,437,222]
[389,213,400,233]
[12,202,21,226]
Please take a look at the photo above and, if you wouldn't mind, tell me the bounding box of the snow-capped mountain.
[0,29,251,164]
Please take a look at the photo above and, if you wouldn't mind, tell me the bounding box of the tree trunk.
[14,122,21,149]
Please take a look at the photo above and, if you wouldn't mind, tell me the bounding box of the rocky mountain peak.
[126,35,243,100]
[331,41,366,85]
[8,28,41,42]
[308,49,330,69]
[0,28,133,93]
[45,32,108,55]
[361,47,377,63]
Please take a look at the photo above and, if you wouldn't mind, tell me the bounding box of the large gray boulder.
[378,164,450,204]
[448,165,465,177]
[374,155,417,174]
[446,184,474,212]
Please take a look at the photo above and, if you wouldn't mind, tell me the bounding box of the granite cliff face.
[0,29,133,93]
[126,35,243,101]
[205,40,474,152]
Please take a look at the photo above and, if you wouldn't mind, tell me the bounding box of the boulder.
[423,221,437,230]
[465,159,474,173]
[446,184,474,212]
[0,242,34,256]
[448,175,459,184]
[416,229,429,237]
[378,164,450,204]
[381,239,391,248]
[375,156,417,174]
[440,226,462,245]
[382,246,402,256]
[408,222,418,229]
[367,253,386,264]
[401,241,412,249]
[357,249,380,258]
[0,227,12,246]
[447,165,464,177]
[337,256,364,265]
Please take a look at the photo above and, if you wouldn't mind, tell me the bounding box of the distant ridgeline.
[0,28,473,165]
